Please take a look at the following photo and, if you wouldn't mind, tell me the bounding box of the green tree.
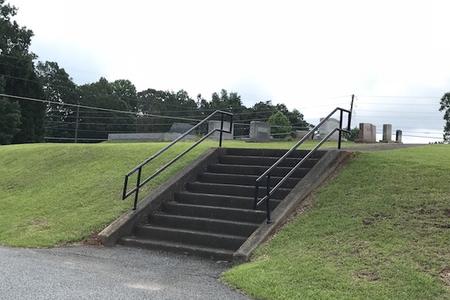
[36,61,79,139]
[268,111,292,138]
[200,89,245,114]
[344,126,360,142]
[110,79,138,112]
[77,77,135,140]
[0,0,45,144]
[0,97,21,144]
[440,92,450,141]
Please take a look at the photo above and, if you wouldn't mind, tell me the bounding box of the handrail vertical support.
[219,113,224,147]
[266,174,272,224]
[253,183,259,210]
[338,109,343,149]
[133,168,142,210]
[348,94,354,130]
[122,175,129,200]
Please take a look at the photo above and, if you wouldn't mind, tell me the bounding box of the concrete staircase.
[119,148,325,260]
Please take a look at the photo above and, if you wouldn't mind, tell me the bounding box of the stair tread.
[136,224,247,240]
[152,211,261,226]
[176,191,281,202]
[221,154,318,161]
[200,172,302,180]
[120,236,235,256]
[189,181,292,191]
[166,201,267,214]
[211,163,310,169]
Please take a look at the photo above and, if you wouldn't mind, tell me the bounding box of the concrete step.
[207,163,310,177]
[175,191,281,210]
[186,182,291,199]
[162,201,267,223]
[224,148,326,158]
[198,172,301,188]
[134,224,246,250]
[219,155,319,168]
[150,212,259,237]
[119,236,235,260]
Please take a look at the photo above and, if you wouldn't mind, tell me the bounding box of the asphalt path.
[0,245,249,300]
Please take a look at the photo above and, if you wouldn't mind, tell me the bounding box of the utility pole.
[74,103,80,143]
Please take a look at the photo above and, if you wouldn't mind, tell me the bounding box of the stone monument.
[318,117,340,141]
[356,123,376,143]
[249,121,271,141]
[208,120,234,140]
[381,124,392,143]
[396,130,403,143]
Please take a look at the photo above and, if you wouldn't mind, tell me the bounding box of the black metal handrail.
[254,104,353,223]
[123,110,233,209]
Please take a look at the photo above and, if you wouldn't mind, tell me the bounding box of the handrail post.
[266,174,272,224]
[338,109,343,149]
[219,113,224,147]
[122,175,129,200]
[253,182,259,210]
[133,167,142,210]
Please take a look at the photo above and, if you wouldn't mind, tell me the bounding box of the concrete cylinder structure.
[382,124,392,143]
[396,130,403,143]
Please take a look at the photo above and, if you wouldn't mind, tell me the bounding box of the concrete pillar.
[318,117,340,141]
[396,130,403,143]
[357,123,376,143]
[208,120,234,140]
[382,124,392,143]
[249,121,271,141]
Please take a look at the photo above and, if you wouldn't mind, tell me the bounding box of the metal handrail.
[254,104,353,223]
[123,110,233,209]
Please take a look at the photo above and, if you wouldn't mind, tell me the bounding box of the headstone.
[208,120,234,140]
[356,123,376,143]
[249,121,271,141]
[108,132,197,142]
[381,124,392,143]
[396,130,403,143]
[318,117,340,141]
[294,130,310,140]
[169,122,194,133]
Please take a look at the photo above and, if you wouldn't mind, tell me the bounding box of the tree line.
[0,0,310,144]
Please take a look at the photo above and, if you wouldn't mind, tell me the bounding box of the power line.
[0,93,201,122]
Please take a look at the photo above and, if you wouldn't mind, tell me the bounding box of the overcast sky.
[11,0,450,143]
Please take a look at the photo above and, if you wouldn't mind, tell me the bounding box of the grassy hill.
[0,140,323,247]
[223,145,450,299]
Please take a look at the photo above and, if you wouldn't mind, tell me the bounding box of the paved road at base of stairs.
[0,245,248,300]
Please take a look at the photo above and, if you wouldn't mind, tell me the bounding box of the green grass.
[223,145,450,299]
[0,139,333,247]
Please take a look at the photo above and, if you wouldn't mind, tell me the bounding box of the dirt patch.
[439,267,450,286]
[83,233,103,246]
[28,218,50,230]
[363,218,375,226]
[363,212,391,226]
[444,209,450,217]
[355,271,380,282]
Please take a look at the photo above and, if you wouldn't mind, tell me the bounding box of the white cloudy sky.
[11,0,450,142]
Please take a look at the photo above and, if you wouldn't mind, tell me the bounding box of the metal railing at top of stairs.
[253,102,354,223]
[122,110,233,210]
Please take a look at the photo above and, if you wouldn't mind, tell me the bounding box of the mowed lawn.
[0,139,329,247]
[223,145,450,299]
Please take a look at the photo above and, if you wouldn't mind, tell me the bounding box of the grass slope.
[223,145,450,299]
[0,142,212,247]
[0,139,331,247]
